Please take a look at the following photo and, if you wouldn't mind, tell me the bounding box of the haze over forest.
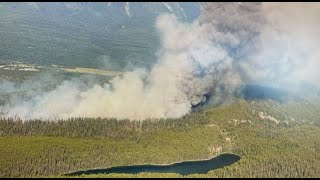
[1,2,320,121]
[0,2,319,178]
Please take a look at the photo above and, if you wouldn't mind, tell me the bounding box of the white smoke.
[1,2,320,120]
[260,3,320,88]
[200,2,320,92]
[234,2,320,89]
[1,13,236,120]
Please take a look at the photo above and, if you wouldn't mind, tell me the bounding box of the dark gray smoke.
[1,2,319,120]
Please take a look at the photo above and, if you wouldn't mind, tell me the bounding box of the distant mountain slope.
[0,2,201,70]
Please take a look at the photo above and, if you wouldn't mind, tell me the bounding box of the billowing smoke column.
[1,2,320,120]
[200,2,320,87]
[199,2,320,94]
[1,12,237,120]
[260,2,320,89]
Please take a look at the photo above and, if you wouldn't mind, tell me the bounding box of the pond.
[65,153,241,176]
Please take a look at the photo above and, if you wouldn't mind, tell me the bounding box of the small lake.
[66,153,240,176]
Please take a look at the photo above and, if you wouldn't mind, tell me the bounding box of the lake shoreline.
[65,152,241,176]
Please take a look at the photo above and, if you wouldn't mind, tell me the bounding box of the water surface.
[66,153,240,176]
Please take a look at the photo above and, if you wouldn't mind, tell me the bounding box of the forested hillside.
[0,99,319,178]
[0,2,201,70]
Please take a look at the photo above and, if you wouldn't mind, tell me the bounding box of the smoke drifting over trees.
[1,2,319,120]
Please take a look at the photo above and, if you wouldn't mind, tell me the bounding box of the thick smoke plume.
[1,2,320,120]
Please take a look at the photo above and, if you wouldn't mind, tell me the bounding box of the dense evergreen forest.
[1,2,319,178]
[1,63,320,178]
[0,99,319,178]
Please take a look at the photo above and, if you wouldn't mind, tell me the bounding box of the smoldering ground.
[0,2,319,121]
